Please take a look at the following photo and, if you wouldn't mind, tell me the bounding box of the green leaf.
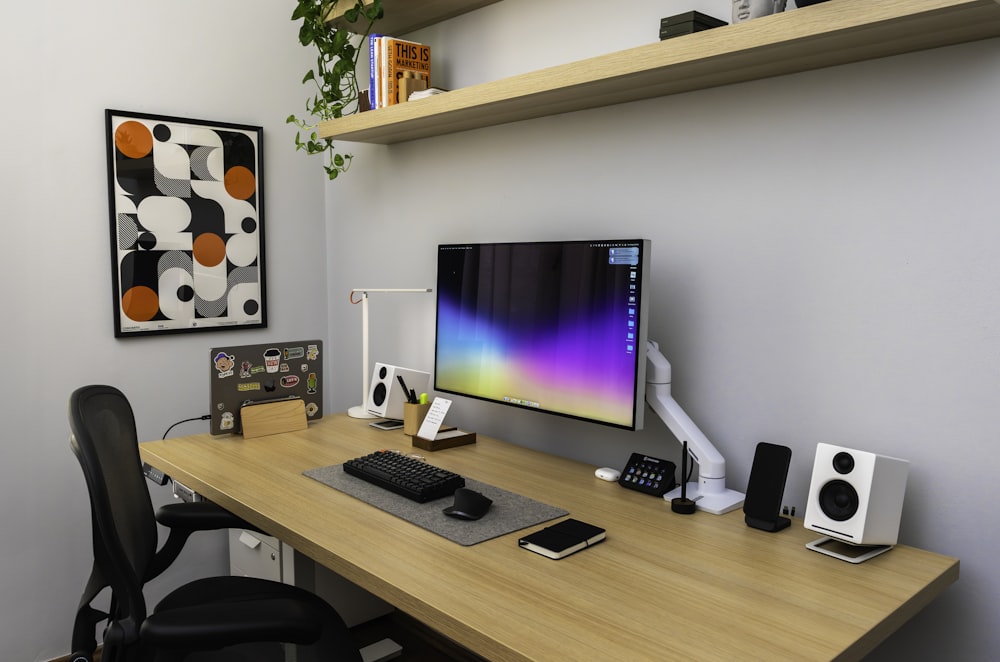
[333,58,354,76]
[331,28,350,50]
[365,0,384,20]
[298,24,313,46]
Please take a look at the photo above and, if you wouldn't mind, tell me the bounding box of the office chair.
[68,384,363,662]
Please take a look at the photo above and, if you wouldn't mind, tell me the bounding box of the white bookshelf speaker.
[366,363,430,420]
[804,443,909,547]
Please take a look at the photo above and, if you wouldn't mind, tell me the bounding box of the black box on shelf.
[659,11,728,40]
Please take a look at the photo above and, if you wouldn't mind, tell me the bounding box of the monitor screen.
[434,239,649,430]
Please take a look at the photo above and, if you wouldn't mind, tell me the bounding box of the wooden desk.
[140,415,958,661]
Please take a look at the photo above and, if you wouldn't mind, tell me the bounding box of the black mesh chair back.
[68,384,362,662]
[70,384,157,650]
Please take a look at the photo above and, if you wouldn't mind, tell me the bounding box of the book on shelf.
[368,34,431,108]
[368,33,383,110]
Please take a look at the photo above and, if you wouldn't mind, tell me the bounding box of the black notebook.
[518,518,606,559]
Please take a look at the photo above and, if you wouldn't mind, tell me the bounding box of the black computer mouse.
[443,488,493,520]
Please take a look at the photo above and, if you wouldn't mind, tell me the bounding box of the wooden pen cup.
[403,402,431,436]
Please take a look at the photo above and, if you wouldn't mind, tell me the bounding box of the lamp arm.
[347,288,432,420]
[360,292,370,408]
[347,291,375,419]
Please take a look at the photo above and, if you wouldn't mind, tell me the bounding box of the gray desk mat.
[304,464,568,546]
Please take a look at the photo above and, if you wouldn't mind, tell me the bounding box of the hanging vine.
[287,0,383,179]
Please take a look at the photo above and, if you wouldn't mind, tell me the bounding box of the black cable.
[162,414,212,439]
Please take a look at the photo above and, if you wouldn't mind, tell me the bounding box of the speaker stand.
[806,536,893,564]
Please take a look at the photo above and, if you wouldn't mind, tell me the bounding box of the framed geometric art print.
[105,109,267,337]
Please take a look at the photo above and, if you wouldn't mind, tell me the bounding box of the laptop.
[209,339,323,435]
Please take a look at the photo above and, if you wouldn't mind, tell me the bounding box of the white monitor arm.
[645,340,744,514]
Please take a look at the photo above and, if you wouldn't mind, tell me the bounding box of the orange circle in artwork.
[224,166,256,200]
[193,233,227,267]
[122,286,159,321]
[115,121,154,159]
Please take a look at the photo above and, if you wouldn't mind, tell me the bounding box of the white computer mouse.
[595,467,621,482]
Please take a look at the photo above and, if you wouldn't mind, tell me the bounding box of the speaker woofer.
[372,382,387,407]
[818,479,859,521]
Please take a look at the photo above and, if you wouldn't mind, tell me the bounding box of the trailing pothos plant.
[287,0,383,180]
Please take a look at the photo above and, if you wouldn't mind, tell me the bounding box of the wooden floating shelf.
[319,0,1000,145]
[325,0,502,35]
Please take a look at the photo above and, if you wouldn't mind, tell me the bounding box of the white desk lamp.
[645,340,745,514]
[347,288,432,419]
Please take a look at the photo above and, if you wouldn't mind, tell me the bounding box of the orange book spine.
[385,38,431,105]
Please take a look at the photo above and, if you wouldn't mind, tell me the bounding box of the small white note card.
[417,397,452,440]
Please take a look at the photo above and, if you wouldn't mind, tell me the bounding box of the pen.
[397,375,413,403]
[409,388,417,404]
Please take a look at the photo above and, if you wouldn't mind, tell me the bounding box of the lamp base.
[663,482,744,515]
[347,405,378,420]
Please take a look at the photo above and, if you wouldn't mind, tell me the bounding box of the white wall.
[2,0,996,659]
[326,0,1000,659]
[0,2,326,659]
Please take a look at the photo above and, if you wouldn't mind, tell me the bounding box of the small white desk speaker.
[366,363,430,420]
[804,443,909,547]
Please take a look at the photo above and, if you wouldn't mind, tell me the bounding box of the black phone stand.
[743,442,792,532]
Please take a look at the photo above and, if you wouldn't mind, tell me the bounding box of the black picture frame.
[105,109,266,337]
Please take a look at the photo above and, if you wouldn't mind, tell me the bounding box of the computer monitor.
[434,239,650,430]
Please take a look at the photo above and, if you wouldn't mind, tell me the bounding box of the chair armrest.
[155,500,260,533]
[146,501,265,581]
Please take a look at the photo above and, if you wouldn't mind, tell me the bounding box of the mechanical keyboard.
[343,450,465,503]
